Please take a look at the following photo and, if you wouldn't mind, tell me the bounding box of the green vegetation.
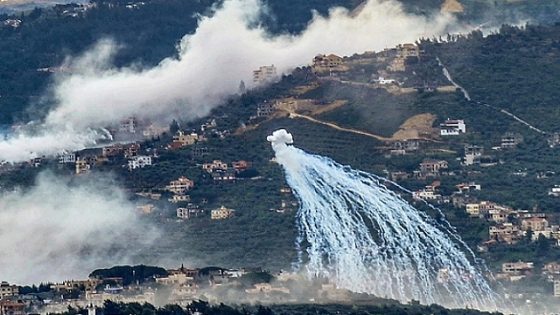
[90,265,168,285]
[60,300,501,315]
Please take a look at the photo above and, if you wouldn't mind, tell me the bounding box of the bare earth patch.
[391,113,437,140]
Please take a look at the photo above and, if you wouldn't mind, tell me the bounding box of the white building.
[58,152,76,164]
[375,76,396,85]
[549,185,560,197]
[128,155,152,170]
[440,119,466,136]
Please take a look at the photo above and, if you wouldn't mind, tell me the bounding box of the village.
[2,41,560,312]
[0,265,369,315]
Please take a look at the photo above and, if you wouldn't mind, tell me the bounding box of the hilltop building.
[253,65,277,84]
[312,54,344,73]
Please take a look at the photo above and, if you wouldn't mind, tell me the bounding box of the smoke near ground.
[0,0,461,162]
[0,172,159,285]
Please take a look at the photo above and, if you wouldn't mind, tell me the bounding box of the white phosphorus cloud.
[0,172,159,285]
[0,0,461,162]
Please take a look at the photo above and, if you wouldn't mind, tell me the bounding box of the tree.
[169,119,180,135]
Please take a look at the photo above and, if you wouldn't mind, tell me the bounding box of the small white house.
[440,119,466,136]
[128,155,152,170]
[376,76,396,85]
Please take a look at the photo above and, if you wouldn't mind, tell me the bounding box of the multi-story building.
[58,152,76,164]
[502,261,534,274]
[419,159,448,175]
[202,160,228,173]
[177,205,203,220]
[75,158,91,175]
[128,155,152,170]
[0,282,18,299]
[440,119,466,136]
[211,206,235,220]
[166,177,195,194]
[489,223,522,244]
[253,65,277,84]
[521,217,549,232]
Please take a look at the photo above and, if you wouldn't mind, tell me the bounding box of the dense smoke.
[0,0,461,162]
[0,172,159,285]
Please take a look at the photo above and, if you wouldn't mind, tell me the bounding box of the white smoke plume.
[0,0,461,162]
[0,172,159,285]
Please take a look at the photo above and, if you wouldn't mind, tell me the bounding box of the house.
[0,282,18,299]
[172,131,199,147]
[501,132,523,149]
[128,155,152,170]
[202,160,228,173]
[3,19,22,28]
[412,185,441,201]
[211,206,235,220]
[549,185,560,197]
[29,157,42,168]
[312,54,344,73]
[123,143,140,158]
[456,182,481,193]
[488,209,510,224]
[548,133,560,148]
[58,152,76,164]
[390,140,420,153]
[0,300,25,315]
[169,194,191,204]
[419,159,448,176]
[256,101,276,118]
[464,144,484,166]
[521,217,549,232]
[397,43,420,58]
[119,117,138,134]
[232,160,251,172]
[502,261,534,274]
[212,169,236,181]
[440,119,466,136]
[75,158,91,175]
[375,76,396,85]
[489,223,522,244]
[451,193,477,208]
[102,144,124,157]
[253,65,277,84]
[177,205,203,219]
[466,203,481,217]
[554,280,560,297]
[166,177,195,194]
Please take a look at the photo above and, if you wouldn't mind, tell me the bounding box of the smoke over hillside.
[0,0,460,162]
[0,172,159,285]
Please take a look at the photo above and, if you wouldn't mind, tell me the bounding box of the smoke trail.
[267,129,503,311]
[0,0,461,163]
[0,172,159,285]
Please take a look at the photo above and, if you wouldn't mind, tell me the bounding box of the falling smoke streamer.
[267,129,503,311]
